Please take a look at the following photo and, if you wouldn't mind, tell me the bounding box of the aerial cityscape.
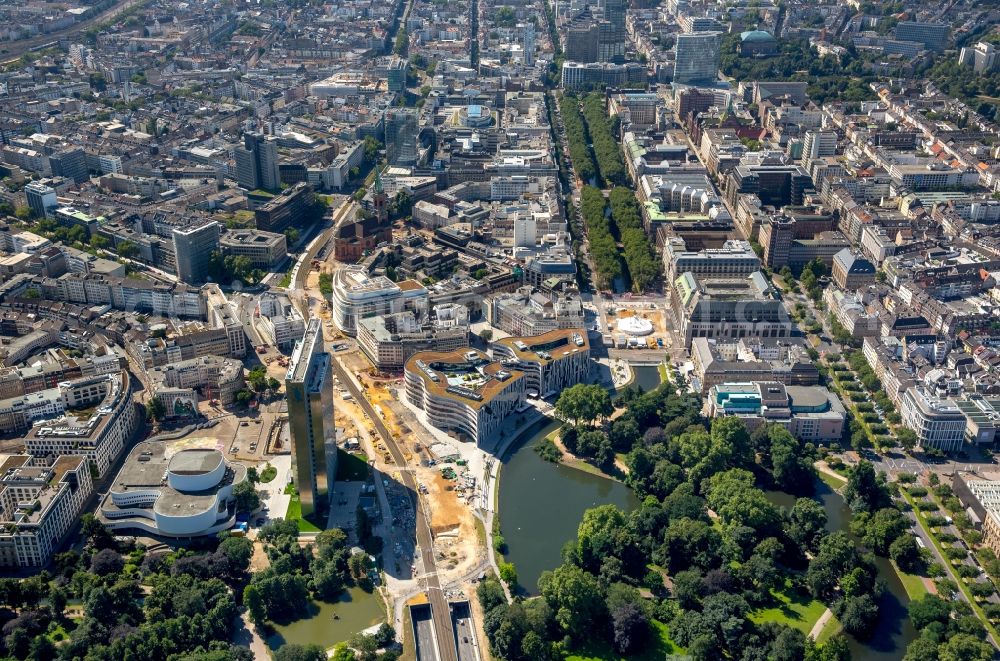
[0,0,996,659]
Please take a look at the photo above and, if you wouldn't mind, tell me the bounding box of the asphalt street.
[330,356,458,661]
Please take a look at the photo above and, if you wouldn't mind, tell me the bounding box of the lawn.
[285,488,323,533]
[336,450,370,481]
[277,263,295,288]
[814,613,841,643]
[565,619,683,661]
[750,579,827,634]
[818,470,847,490]
[892,560,929,600]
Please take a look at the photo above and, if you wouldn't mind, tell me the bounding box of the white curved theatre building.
[99,442,247,537]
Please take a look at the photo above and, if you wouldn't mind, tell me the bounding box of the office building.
[802,131,837,164]
[895,21,949,52]
[673,271,791,347]
[257,292,306,350]
[147,355,246,409]
[561,61,646,90]
[491,329,590,398]
[220,229,287,269]
[404,349,527,446]
[484,287,584,336]
[726,164,813,208]
[23,372,137,477]
[234,148,259,191]
[379,55,408,92]
[331,267,429,335]
[49,148,89,185]
[959,42,999,74]
[564,20,599,63]
[384,109,418,167]
[0,455,93,567]
[254,183,315,233]
[100,443,247,537]
[98,155,123,175]
[673,32,721,85]
[887,163,978,191]
[954,397,1000,446]
[952,473,1000,555]
[236,133,281,191]
[285,319,336,519]
[901,387,966,453]
[706,381,846,442]
[357,305,469,373]
[172,220,221,285]
[691,337,819,394]
[24,182,57,220]
[831,249,876,290]
[664,237,761,283]
[598,0,626,64]
[759,220,850,273]
[609,92,659,129]
[521,23,536,66]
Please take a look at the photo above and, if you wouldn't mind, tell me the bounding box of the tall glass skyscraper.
[285,318,336,519]
[673,32,722,85]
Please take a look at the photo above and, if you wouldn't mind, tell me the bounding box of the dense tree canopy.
[485,385,856,660]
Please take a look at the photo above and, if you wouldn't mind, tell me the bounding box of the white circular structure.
[618,317,654,336]
[167,449,226,491]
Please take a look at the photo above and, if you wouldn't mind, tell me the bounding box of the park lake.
[499,364,916,657]
[265,585,384,652]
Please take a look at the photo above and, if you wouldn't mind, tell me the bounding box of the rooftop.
[494,328,589,362]
[406,348,525,410]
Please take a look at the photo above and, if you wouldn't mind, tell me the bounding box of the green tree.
[499,561,518,589]
[477,576,507,612]
[363,136,382,162]
[554,383,612,427]
[538,564,605,641]
[897,427,918,453]
[850,507,908,555]
[907,594,951,630]
[939,633,994,661]
[788,498,828,553]
[117,240,138,259]
[147,397,166,421]
[233,480,260,512]
[843,461,891,513]
[218,536,254,574]
[274,645,328,661]
[889,534,920,571]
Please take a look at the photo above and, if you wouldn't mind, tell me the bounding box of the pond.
[630,364,663,393]
[498,418,640,594]
[499,412,917,655]
[265,585,385,652]
[767,482,917,659]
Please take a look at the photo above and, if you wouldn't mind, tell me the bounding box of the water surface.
[265,585,384,651]
[498,419,639,594]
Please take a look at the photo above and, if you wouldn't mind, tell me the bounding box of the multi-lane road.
[329,357,459,661]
